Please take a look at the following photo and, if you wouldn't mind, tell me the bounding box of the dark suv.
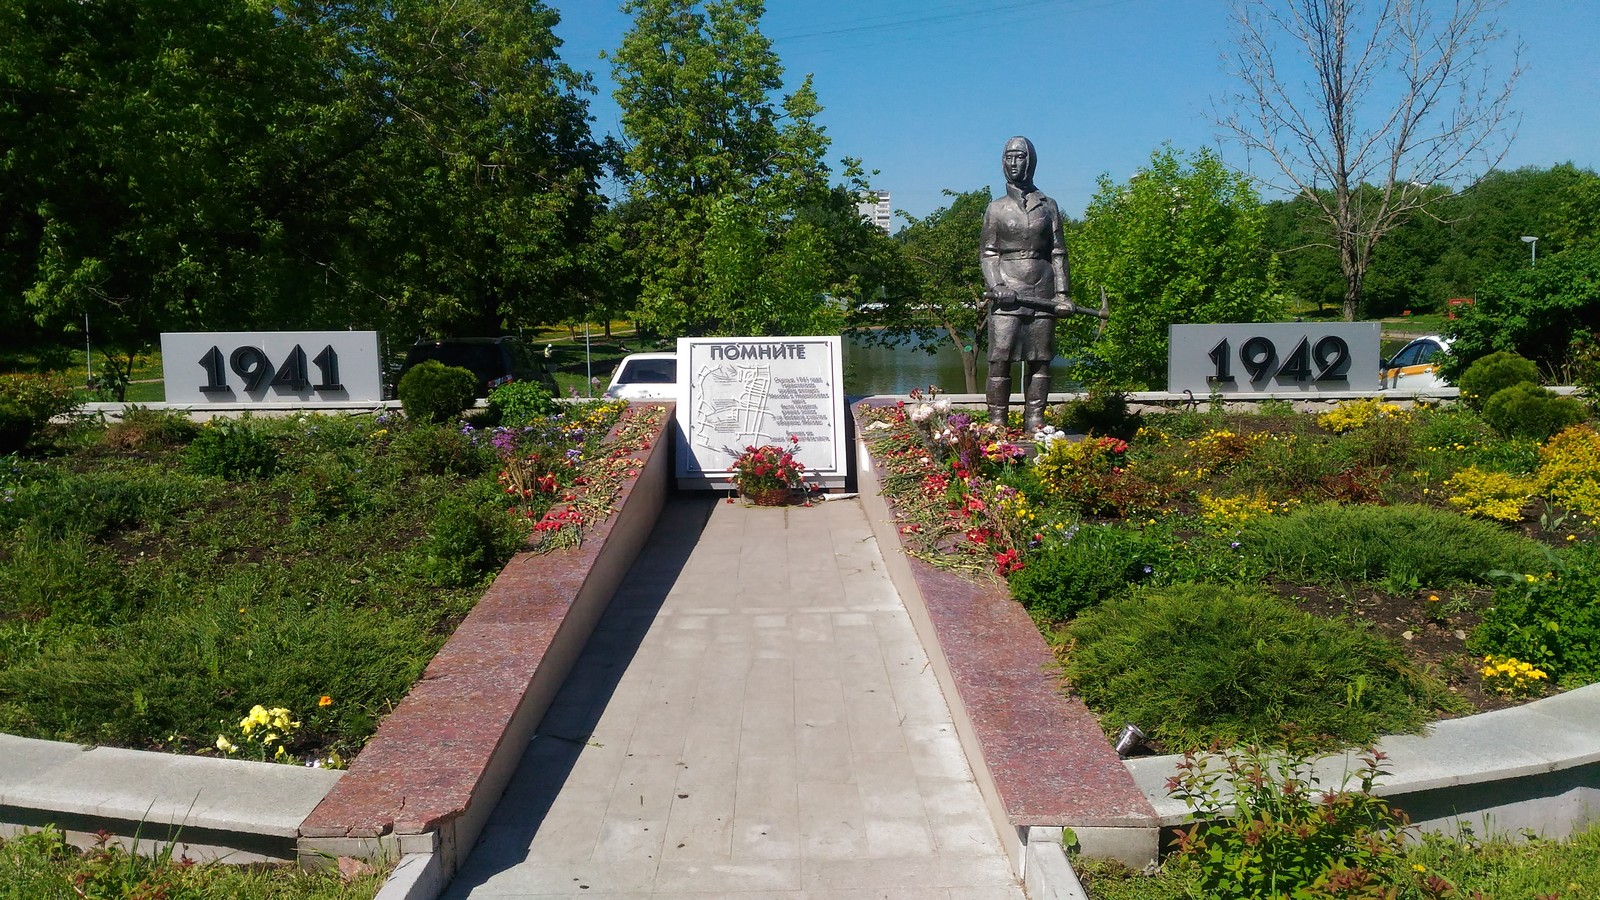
[397,337,557,398]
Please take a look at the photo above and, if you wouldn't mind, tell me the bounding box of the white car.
[603,352,678,401]
[1382,335,1452,391]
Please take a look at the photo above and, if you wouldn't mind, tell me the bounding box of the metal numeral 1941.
[199,344,344,393]
[1207,335,1351,385]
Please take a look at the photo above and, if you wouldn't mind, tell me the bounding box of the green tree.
[608,0,845,336]
[1071,146,1282,389]
[1442,244,1600,382]
[1429,164,1600,299]
[1,0,603,391]
[870,189,990,393]
[331,0,603,338]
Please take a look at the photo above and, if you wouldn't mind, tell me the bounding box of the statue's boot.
[1024,370,1051,433]
[986,376,1011,427]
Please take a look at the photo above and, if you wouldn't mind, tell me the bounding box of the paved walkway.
[443,493,1024,899]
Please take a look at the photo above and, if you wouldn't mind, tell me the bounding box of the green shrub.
[288,452,377,524]
[1049,388,1142,440]
[398,360,477,424]
[416,487,521,587]
[1168,746,1412,898]
[1457,350,1540,411]
[1481,381,1587,441]
[184,421,278,480]
[1007,525,1148,621]
[101,406,199,451]
[388,423,491,477]
[0,374,79,453]
[1060,583,1458,750]
[1471,542,1600,686]
[1242,502,1546,586]
[488,379,559,427]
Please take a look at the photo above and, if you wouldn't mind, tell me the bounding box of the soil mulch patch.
[1274,579,1532,716]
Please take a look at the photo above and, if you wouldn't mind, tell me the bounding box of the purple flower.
[947,412,971,430]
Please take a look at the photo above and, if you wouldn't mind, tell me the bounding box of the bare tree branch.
[1218,0,1521,319]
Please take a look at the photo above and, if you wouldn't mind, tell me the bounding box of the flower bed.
[858,393,1599,753]
[0,401,651,766]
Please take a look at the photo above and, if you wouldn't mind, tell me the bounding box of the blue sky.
[553,0,1600,222]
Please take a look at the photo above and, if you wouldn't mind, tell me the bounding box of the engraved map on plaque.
[676,337,847,489]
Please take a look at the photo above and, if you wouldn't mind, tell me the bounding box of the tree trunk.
[1339,231,1365,322]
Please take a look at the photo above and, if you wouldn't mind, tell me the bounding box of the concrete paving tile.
[800,883,947,890]
[797,781,868,859]
[903,724,975,780]
[736,754,798,820]
[731,816,802,860]
[444,497,1020,898]
[928,815,1006,858]
[944,887,1027,900]
[801,853,1019,891]
[661,782,736,861]
[607,753,682,821]
[795,722,854,783]
[650,857,802,893]
[865,816,937,856]
[793,678,845,728]
[592,814,668,864]
[443,858,660,897]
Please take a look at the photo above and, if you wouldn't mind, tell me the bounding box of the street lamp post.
[1521,235,1539,267]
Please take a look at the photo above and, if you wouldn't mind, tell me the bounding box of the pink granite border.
[852,400,1156,832]
[298,404,672,869]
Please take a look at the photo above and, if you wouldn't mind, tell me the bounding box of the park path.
[441,493,1024,899]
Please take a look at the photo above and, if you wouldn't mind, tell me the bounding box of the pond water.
[843,329,1080,396]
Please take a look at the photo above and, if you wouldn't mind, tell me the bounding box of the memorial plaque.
[162,331,384,404]
[676,336,848,489]
[1169,322,1381,394]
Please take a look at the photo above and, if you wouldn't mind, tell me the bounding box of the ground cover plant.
[858,390,1598,752]
[0,399,660,764]
[1074,745,1600,899]
[0,826,386,900]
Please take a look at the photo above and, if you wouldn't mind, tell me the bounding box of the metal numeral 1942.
[1206,335,1351,385]
[199,344,344,393]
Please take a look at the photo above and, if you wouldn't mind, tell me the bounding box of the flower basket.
[741,484,794,507]
[728,438,810,507]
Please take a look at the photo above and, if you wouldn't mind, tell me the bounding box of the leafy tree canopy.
[1070,145,1283,389]
[608,0,877,337]
[864,188,989,392]
[1442,242,1600,382]
[1,0,604,380]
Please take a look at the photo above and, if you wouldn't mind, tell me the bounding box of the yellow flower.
[1427,595,1439,603]
[319,695,333,707]
[216,736,238,754]
[1413,864,1427,873]
[1568,534,1578,541]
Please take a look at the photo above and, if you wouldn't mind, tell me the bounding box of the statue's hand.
[988,287,1018,308]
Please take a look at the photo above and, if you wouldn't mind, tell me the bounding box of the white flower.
[909,403,934,423]
[932,399,951,414]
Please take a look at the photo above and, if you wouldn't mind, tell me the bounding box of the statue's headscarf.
[1003,136,1037,189]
